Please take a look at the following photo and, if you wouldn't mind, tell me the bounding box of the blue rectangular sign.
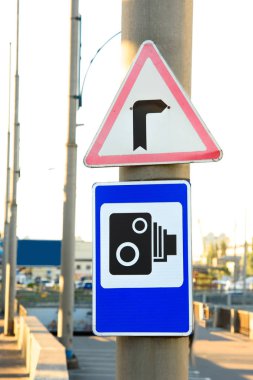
[93,180,192,336]
[17,240,61,266]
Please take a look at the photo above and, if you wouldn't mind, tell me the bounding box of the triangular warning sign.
[84,40,222,167]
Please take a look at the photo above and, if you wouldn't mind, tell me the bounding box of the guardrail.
[15,315,69,380]
[193,301,253,339]
[194,291,253,306]
[236,309,251,336]
[19,303,28,316]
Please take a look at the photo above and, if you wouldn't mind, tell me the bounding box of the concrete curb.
[15,316,69,380]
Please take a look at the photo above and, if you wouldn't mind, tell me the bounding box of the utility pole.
[57,0,79,362]
[117,1,192,379]
[4,0,20,336]
[243,212,248,301]
[2,43,12,313]
[243,242,248,305]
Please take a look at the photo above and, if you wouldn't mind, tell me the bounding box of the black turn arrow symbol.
[132,99,169,150]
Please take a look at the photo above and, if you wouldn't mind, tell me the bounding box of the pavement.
[69,335,211,380]
[0,319,28,380]
[192,323,253,380]
[0,316,252,380]
[69,323,253,380]
[69,335,116,380]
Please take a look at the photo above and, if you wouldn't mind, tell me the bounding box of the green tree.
[207,243,218,266]
[247,252,253,276]
[220,240,227,257]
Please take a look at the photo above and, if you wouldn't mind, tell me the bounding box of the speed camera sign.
[93,180,192,336]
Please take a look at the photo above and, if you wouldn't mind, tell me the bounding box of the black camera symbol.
[109,213,177,275]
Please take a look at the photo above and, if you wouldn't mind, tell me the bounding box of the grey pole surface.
[2,43,12,313]
[117,1,192,379]
[57,0,79,359]
[242,240,247,302]
[4,0,20,336]
[242,214,247,295]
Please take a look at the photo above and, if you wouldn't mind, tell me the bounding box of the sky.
[0,0,253,261]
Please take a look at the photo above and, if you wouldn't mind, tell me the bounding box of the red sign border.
[85,41,222,167]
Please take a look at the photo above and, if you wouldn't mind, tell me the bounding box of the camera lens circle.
[132,217,148,234]
[116,242,140,267]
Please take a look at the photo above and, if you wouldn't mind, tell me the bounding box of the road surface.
[69,323,253,380]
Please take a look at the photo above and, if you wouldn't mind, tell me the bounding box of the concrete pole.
[57,0,79,360]
[2,43,12,313]
[242,241,248,304]
[4,0,20,336]
[243,212,247,297]
[117,1,192,379]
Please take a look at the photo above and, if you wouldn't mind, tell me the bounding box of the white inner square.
[100,202,184,288]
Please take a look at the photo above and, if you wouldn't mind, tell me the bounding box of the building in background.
[194,232,253,289]
[74,239,92,280]
[15,238,92,284]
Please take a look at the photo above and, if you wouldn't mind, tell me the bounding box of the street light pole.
[4,0,20,336]
[57,0,80,361]
[2,43,12,313]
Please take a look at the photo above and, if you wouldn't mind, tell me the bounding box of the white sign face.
[99,59,206,156]
[84,40,222,167]
[100,202,183,288]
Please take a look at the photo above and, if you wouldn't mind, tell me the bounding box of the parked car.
[75,280,84,289]
[44,280,55,288]
[211,279,230,291]
[75,279,92,289]
[82,281,92,290]
[16,272,27,284]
